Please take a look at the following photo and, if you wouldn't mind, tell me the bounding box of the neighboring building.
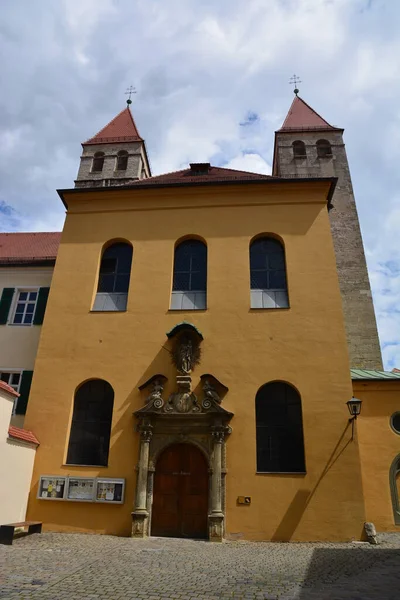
[3,97,398,542]
[0,232,60,426]
[0,381,39,524]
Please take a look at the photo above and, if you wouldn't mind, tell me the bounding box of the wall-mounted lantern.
[346,397,362,439]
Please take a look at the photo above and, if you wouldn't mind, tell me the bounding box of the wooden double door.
[151,443,209,539]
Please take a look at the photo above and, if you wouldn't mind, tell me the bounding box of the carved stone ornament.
[146,378,165,409]
[203,379,221,406]
[171,331,202,375]
[166,376,200,414]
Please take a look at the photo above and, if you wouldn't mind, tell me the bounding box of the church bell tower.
[75,104,151,188]
[273,93,382,369]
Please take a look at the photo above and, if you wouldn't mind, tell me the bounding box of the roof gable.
[278,96,340,132]
[84,107,143,145]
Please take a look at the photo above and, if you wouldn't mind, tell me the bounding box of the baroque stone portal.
[132,326,233,541]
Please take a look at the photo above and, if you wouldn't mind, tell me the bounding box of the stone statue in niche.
[203,379,221,405]
[171,332,201,375]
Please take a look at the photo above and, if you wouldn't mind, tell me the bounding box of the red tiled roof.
[0,380,19,397]
[84,107,143,145]
[129,164,273,187]
[8,426,39,446]
[0,232,61,265]
[278,96,340,132]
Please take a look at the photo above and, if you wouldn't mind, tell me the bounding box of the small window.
[292,140,306,158]
[12,290,38,325]
[250,237,288,309]
[93,242,133,311]
[66,379,114,466]
[316,139,332,158]
[92,152,105,172]
[391,412,400,435]
[256,381,306,473]
[171,239,207,310]
[116,151,128,171]
[0,371,21,393]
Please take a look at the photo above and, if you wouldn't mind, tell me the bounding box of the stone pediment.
[135,375,233,419]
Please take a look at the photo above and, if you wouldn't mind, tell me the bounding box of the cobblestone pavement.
[1,533,400,600]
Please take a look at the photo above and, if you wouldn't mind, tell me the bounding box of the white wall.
[0,387,37,524]
[0,266,54,368]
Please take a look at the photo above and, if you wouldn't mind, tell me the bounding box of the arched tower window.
[92,242,133,311]
[116,150,128,171]
[316,139,332,158]
[250,237,288,309]
[292,140,306,158]
[390,453,400,525]
[171,239,207,310]
[255,381,306,473]
[92,152,105,172]
[66,379,114,466]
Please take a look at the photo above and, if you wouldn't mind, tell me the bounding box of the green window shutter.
[0,288,15,324]
[15,370,33,415]
[33,287,50,325]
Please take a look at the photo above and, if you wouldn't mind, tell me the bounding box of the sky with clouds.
[0,0,399,368]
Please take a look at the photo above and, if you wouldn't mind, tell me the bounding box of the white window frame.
[0,369,22,414]
[10,287,39,326]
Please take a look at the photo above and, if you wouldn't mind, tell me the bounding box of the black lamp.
[346,397,362,439]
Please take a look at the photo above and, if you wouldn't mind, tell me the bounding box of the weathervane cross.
[289,74,302,95]
[125,85,136,105]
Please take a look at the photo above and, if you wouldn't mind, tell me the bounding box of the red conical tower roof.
[278,95,341,132]
[83,106,143,145]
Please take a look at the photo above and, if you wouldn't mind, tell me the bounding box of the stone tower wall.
[75,142,150,188]
[274,131,382,369]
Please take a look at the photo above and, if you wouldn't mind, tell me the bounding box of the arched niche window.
[92,152,105,172]
[66,379,114,466]
[316,139,332,158]
[255,381,306,473]
[171,239,207,310]
[250,237,288,309]
[92,242,133,311]
[292,140,306,158]
[116,150,128,171]
[390,453,400,525]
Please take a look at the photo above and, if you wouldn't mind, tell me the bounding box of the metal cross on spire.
[289,74,302,96]
[125,85,136,105]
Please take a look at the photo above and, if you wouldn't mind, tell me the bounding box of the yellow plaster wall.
[354,380,400,531]
[24,182,366,540]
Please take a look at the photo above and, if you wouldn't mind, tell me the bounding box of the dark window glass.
[316,139,332,158]
[116,151,128,171]
[292,140,306,157]
[19,292,28,301]
[392,413,400,434]
[97,243,133,294]
[172,240,207,292]
[256,382,305,473]
[66,379,114,466]
[250,238,287,291]
[92,152,105,172]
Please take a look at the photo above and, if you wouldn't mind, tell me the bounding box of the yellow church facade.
[21,99,400,541]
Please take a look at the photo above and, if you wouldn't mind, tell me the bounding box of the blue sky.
[0,0,399,368]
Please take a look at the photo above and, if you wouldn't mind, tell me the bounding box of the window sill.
[249,307,290,311]
[7,323,35,327]
[168,308,207,312]
[89,310,127,314]
[256,471,306,475]
[63,464,109,468]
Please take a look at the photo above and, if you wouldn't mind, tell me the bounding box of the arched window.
[250,237,288,308]
[67,379,114,466]
[92,242,133,311]
[390,454,400,525]
[255,382,305,473]
[92,152,105,172]
[292,140,306,158]
[316,139,332,158]
[171,239,207,310]
[116,150,128,171]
